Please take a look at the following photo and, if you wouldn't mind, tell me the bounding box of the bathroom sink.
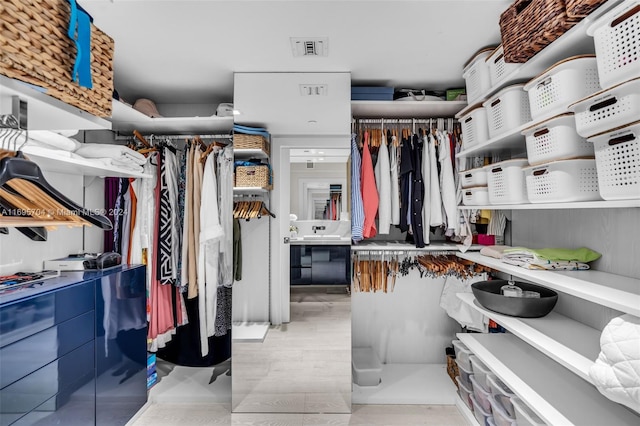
[303,234,342,240]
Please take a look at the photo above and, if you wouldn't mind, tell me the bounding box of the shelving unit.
[457,293,601,382]
[458,199,640,210]
[351,241,482,252]
[456,252,640,316]
[233,187,269,195]
[110,100,233,134]
[233,148,269,159]
[0,75,111,131]
[351,100,467,118]
[456,121,528,158]
[458,334,639,426]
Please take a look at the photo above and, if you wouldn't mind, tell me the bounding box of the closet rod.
[353,250,461,257]
[114,133,232,141]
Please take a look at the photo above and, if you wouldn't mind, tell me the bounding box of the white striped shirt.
[351,135,365,242]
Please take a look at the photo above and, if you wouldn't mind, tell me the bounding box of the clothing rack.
[353,117,458,134]
[115,133,233,142]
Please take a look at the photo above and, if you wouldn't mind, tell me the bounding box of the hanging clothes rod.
[115,133,233,141]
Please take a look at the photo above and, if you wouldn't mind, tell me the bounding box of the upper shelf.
[0,76,111,131]
[351,241,482,252]
[351,100,467,118]
[234,148,269,159]
[110,100,233,134]
[457,252,640,316]
[454,0,622,119]
[456,121,528,158]
[458,200,640,210]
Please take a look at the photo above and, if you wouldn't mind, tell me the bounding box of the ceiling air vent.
[306,161,315,169]
[291,37,328,57]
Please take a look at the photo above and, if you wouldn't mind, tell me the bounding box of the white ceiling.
[82,0,510,106]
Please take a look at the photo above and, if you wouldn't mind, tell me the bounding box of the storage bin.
[469,354,492,391]
[456,358,474,390]
[460,167,489,188]
[587,121,640,200]
[487,374,516,418]
[452,339,473,371]
[234,133,271,156]
[351,86,394,101]
[484,85,532,139]
[456,376,474,410]
[499,0,581,63]
[523,113,594,165]
[589,1,640,89]
[471,374,493,413]
[570,78,640,138]
[566,0,608,19]
[463,47,496,104]
[490,395,517,426]
[0,0,114,117]
[460,104,490,149]
[524,159,602,203]
[463,186,490,206]
[235,164,272,189]
[511,397,546,426]
[471,394,494,426]
[485,159,529,204]
[524,56,600,121]
[486,45,521,87]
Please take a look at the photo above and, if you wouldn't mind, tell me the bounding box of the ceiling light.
[318,151,324,154]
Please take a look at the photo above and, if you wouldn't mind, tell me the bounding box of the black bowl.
[471,280,558,318]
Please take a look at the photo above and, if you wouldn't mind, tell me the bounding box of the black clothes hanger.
[0,153,113,230]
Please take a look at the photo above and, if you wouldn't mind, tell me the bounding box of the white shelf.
[110,100,233,134]
[456,252,640,316]
[455,393,480,426]
[233,187,270,194]
[458,334,639,426]
[0,75,111,131]
[232,322,270,343]
[457,200,640,210]
[351,241,482,252]
[456,122,528,158]
[457,293,601,383]
[233,148,269,159]
[454,0,622,120]
[351,100,467,118]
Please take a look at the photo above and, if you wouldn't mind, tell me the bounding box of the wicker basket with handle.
[234,133,270,156]
[0,0,114,117]
[565,0,608,18]
[235,165,273,190]
[499,0,582,63]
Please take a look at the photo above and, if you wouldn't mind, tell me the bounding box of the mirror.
[290,148,349,220]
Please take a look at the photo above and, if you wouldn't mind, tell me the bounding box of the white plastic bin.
[464,47,496,105]
[570,77,640,138]
[485,159,530,205]
[456,358,474,390]
[524,55,600,121]
[452,339,473,371]
[587,121,640,200]
[460,166,489,188]
[490,395,517,426]
[460,104,490,149]
[463,186,490,206]
[511,397,546,426]
[469,354,492,391]
[523,113,594,166]
[487,374,516,418]
[487,45,521,87]
[470,374,493,413]
[471,394,494,426]
[589,1,640,89]
[456,376,474,410]
[352,347,382,386]
[484,84,532,139]
[524,159,602,203]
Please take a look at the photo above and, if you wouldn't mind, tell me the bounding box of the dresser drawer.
[0,281,94,349]
[0,311,94,389]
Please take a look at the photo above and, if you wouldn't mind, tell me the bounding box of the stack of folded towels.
[480,245,601,271]
[20,130,147,173]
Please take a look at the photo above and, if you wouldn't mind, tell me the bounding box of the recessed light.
[318,158,324,161]
[319,151,324,154]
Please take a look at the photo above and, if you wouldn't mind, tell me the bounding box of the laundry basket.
[588,1,640,89]
[570,78,640,138]
[587,121,640,200]
[484,85,531,139]
[486,45,521,87]
[460,104,490,149]
[485,159,529,205]
[523,113,594,165]
[463,47,496,104]
[524,159,601,203]
[524,56,600,121]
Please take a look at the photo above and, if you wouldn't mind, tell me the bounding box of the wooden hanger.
[133,130,151,148]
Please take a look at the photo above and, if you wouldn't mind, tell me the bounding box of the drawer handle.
[491,98,501,107]
[609,133,636,146]
[589,97,617,111]
[464,117,473,123]
[533,168,548,176]
[465,191,472,196]
[612,5,640,27]
[464,173,473,178]
[491,167,502,173]
[533,128,550,137]
[536,77,552,89]
[494,53,504,64]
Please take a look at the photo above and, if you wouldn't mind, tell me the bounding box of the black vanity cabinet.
[290,245,350,285]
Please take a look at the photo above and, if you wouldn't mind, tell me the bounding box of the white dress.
[377,137,392,234]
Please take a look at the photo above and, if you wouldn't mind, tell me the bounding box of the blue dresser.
[0,265,147,426]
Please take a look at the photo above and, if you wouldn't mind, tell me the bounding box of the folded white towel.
[27,131,81,152]
[96,158,144,173]
[21,145,76,159]
[75,143,146,165]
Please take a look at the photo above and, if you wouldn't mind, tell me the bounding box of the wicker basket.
[446,354,459,388]
[234,133,270,156]
[566,0,608,18]
[499,0,582,63]
[235,165,272,189]
[0,0,114,117]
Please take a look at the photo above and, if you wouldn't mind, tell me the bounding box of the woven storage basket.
[499,0,582,63]
[0,0,114,117]
[235,165,272,189]
[446,355,459,389]
[234,133,270,156]
[566,0,608,18]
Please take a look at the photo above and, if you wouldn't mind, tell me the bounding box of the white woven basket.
[523,113,594,166]
[524,159,601,203]
[463,47,495,105]
[484,85,532,139]
[484,159,530,204]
